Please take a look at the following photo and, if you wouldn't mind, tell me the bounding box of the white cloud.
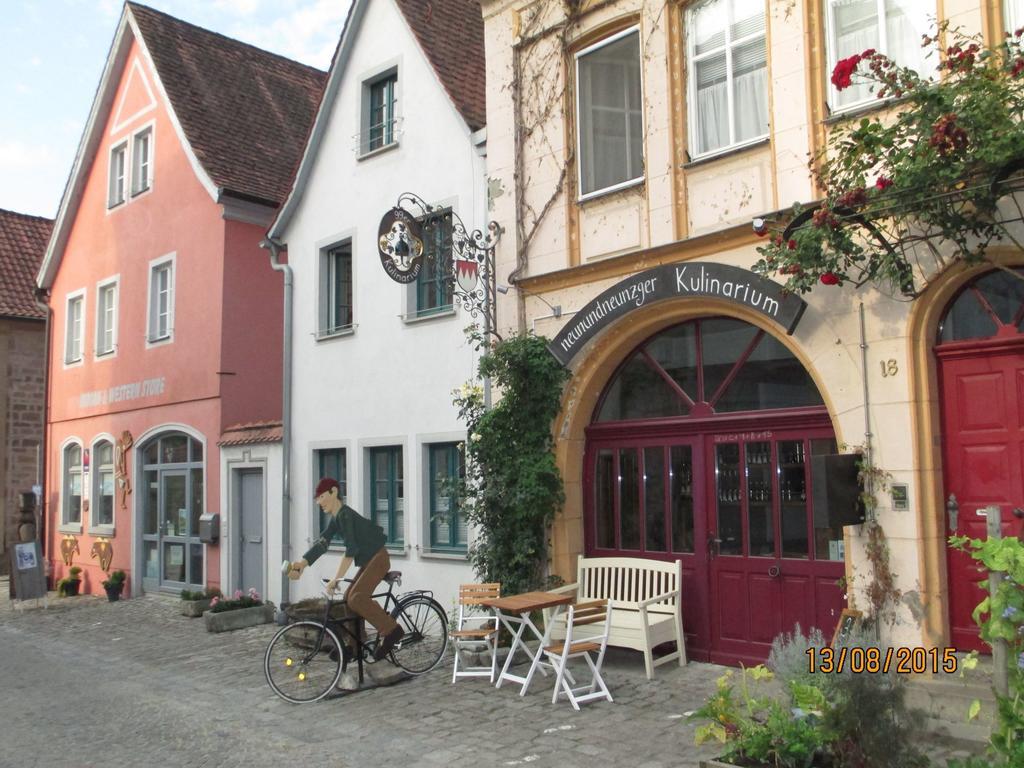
[213,0,262,14]
[231,0,350,69]
[0,140,68,218]
[15,83,31,94]
[30,56,42,67]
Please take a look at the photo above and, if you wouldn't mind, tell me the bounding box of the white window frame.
[146,253,176,346]
[60,439,84,531]
[90,436,117,532]
[64,289,86,366]
[317,237,356,339]
[575,26,646,201]
[685,0,769,160]
[824,0,932,114]
[95,276,119,359]
[108,141,127,208]
[358,60,402,158]
[131,125,153,197]
[1007,0,1024,35]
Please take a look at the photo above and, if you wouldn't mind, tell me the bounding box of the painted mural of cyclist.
[286,477,404,661]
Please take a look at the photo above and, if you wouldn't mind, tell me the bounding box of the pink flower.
[233,589,243,600]
[820,272,841,286]
[875,176,893,191]
[210,596,220,606]
[831,55,862,90]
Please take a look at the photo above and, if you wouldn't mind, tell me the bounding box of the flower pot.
[64,578,81,597]
[104,583,125,602]
[181,598,213,618]
[203,603,275,633]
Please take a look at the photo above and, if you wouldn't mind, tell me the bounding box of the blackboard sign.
[10,541,47,602]
[831,608,863,647]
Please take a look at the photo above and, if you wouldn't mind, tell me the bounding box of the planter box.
[181,598,213,617]
[204,603,275,633]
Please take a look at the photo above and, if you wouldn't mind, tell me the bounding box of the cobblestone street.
[0,587,984,768]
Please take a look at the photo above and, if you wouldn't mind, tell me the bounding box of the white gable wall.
[278,0,485,610]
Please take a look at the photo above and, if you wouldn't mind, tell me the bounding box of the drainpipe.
[33,288,52,578]
[858,303,873,511]
[259,237,293,607]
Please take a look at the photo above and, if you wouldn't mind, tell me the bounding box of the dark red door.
[707,432,845,666]
[939,339,1024,652]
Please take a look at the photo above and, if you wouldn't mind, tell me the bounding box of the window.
[826,0,931,111]
[132,128,152,195]
[148,258,174,342]
[96,280,117,356]
[108,142,126,207]
[687,0,768,158]
[65,293,84,363]
[428,443,466,552]
[93,440,115,528]
[370,446,403,546]
[416,211,454,316]
[575,28,644,198]
[320,243,353,336]
[63,443,83,526]
[1007,0,1024,35]
[314,448,347,546]
[365,73,398,153]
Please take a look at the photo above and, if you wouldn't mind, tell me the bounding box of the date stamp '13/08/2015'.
[806,646,959,675]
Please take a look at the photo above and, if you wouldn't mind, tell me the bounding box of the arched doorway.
[937,268,1024,652]
[138,432,206,592]
[584,316,845,665]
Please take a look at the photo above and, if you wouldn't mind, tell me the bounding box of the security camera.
[752,218,769,237]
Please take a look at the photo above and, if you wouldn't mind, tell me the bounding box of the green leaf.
[967,699,982,721]
[694,723,728,745]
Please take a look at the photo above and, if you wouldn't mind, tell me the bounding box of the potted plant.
[56,566,83,597]
[179,587,222,618]
[101,570,127,601]
[204,587,274,633]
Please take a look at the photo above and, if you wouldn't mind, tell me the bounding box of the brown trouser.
[347,548,399,638]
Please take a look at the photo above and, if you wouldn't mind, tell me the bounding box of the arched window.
[597,317,823,422]
[62,443,83,526]
[938,268,1024,344]
[92,440,115,528]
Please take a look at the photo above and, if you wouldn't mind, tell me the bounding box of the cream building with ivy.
[480,0,1024,665]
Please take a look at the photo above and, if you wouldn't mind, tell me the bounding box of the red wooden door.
[939,339,1024,652]
[707,431,845,666]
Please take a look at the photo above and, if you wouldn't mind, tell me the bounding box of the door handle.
[249,536,262,544]
[707,535,722,559]
[1013,508,1024,519]
[768,565,781,578]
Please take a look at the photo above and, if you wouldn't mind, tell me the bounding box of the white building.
[265,0,489,612]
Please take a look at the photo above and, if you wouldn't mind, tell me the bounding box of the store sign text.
[549,262,807,366]
[78,377,166,408]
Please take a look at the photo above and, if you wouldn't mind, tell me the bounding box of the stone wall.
[0,318,46,576]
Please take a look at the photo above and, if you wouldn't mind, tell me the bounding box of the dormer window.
[108,142,127,207]
[132,128,152,195]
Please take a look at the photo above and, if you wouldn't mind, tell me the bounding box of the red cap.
[315,477,339,498]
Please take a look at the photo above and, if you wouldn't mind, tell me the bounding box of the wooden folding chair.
[450,582,501,683]
[542,599,613,710]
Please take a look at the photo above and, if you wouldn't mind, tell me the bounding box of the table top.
[479,590,574,613]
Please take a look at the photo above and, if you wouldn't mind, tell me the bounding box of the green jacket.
[303,505,386,568]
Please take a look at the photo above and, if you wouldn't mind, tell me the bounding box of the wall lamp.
[497,284,562,318]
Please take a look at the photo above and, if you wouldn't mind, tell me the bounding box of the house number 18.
[880,359,898,377]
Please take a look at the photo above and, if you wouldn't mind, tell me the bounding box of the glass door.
[160,470,189,586]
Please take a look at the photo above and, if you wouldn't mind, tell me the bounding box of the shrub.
[209,587,263,613]
[101,570,126,589]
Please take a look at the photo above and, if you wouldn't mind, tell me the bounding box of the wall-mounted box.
[198,513,220,543]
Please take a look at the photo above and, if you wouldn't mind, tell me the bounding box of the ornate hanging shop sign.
[549,262,807,366]
[378,206,425,283]
[378,193,502,333]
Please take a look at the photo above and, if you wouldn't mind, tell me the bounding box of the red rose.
[820,272,841,285]
[875,176,893,190]
[780,264,802,275]
[831,55,862,90]
[787,239,797,250]
[861,48,876,57]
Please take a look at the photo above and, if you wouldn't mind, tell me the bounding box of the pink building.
[36,4,324,597]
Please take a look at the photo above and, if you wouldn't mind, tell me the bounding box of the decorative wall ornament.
[388,192,502,334]
[116,430,133,510]
[90,537,113,572]
[377,206,425,283]
[60,535,80,566]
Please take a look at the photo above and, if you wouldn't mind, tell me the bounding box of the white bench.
[544,555,685,680]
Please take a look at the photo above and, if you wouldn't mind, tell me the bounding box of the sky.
[1,0,352,219]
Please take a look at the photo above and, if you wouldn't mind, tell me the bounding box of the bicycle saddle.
[384,570,402,585]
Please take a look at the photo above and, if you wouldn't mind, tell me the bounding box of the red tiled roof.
[128,3,327,207]
[219,420,283,446]
[394,0,486,132]
[0,209,52,320]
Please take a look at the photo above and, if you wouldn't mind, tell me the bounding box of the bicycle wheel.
[389,595,448,674]
[264,621,343,703]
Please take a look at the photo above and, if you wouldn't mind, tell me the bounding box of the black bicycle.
[264,570,448,704]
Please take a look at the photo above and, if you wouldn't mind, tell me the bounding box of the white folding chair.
[542,599,613,710]
[450,583,501,683]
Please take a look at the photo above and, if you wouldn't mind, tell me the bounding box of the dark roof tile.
[129,2,327,206]
[394,0,486,131]
[0,209,52,320]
